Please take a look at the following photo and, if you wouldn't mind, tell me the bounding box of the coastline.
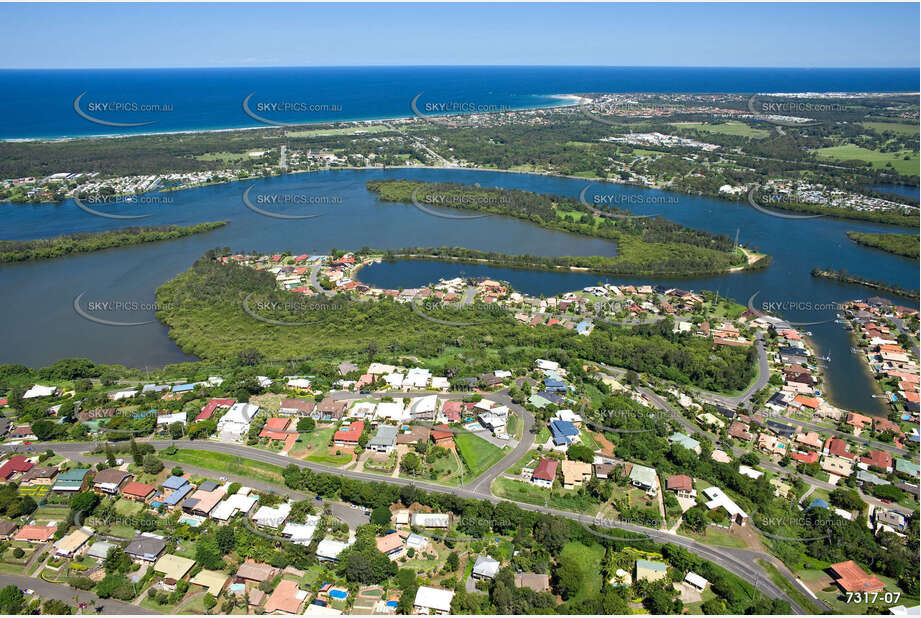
[0,93,585,143]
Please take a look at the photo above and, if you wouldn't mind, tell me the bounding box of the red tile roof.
[15,524,56,542]
[0,456,33,480]
[196,398,236,422]
[532,459,558,482]
[829,561,885,593]
[122,481,156,498]
[860,450,892,472]
[666,474,693,492]
[791,450,819,464]
[333,421,364,444]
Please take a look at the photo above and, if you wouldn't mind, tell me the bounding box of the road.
[691,331,770,410]
[0,574,156,615]
[14,438,803,612]
[309,263,335,297]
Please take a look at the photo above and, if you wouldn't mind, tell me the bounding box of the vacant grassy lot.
[672,121,771,139]
[164,449,287,485]
[455,432,505,477]
[287,125,390,138]
[815,143,920,176]
[861,121,920,136]
[558,541,605,602]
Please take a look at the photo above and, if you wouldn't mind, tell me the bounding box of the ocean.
[0,65,918,140]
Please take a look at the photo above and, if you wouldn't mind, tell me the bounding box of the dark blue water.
[0,168,917,415]
[1,66,918,140]
[871,184,921,200]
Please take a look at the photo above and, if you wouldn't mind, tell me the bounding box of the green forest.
[368,180,761,276]
[155,254,756,392]
[846,231,920,259]
[0,221,227,263]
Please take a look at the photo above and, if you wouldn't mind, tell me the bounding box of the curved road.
[11,437,803,613]
[0,574,155,615]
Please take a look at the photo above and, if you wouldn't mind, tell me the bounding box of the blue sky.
[1,3,918,68]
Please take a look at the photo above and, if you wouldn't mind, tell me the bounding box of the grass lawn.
[861,121,920,136]
[558,541,605,602]
[680,525,748,549]
[287,125,390,138]
[455,433,505,478]
[164,449,287,485]
[757,560,823,615]
[290,426,351,465]
[491,477,597,512]
[672,121,771,139]
[114,498,145,516]
[814,143,920,176]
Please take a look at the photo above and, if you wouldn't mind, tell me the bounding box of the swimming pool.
[329,590,348,600]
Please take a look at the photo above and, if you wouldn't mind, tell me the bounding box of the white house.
[413,587,454,615]
[23,384,57,399]
[156,412,187,428]
[216,403,259,442]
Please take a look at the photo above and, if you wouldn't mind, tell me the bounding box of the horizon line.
[2,64,920,71]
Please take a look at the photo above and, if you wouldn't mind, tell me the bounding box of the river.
[1,168,917,414]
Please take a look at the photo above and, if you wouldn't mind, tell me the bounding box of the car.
[22,588,34,595]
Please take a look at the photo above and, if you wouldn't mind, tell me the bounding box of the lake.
[1,168,917,414]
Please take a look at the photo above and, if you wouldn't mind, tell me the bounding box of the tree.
[215,525,235,554]
[171,466,184,477]
[445,551,460,572]
[103,546,131,574]
[143,455,164,474]
[42,599,74,615]
[105,443,117,467]
[169,422,185,439]
[370,506,392,527]
[202,594,217,611]
[195,535,225,570]
[566,444,594,463]
[553,554,583,600]
[70,491,100,515]
[130,438,143,466]
[400,452,421,475]
[296,417,316,432]
[0,585,24,615]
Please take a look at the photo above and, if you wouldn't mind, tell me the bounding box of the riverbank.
[811,267,919,301]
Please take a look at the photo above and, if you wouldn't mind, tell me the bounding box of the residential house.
[666,474,695,498]
[154,554,195,587]
[217,402,259,442]
[669,432,701,455]
[122,481,156,502]
[316,539,352,562]
[829,561,885,593]
[413,587,455,616]
[430,425,455,449]
[190,569,229,597]
[367,425,399,453]
[629,464,658,495]
[472,556,501,580]
[278,398,316,417]
[14,524,57,543]
[264,580,307,615]
[19,466,58,487]
[333,421,364,447]
[52,468,91,493]
[317,398,348,421]
[376,532,405,560]
[560,460,592,489]
[53,528,91,558]
[0,456,33,481]
[861,450,894,474]
[236,560,278,584]
[530,459,558,489]
[125,535,167,562]
[411,513,450,528]
[702,486,748,525]
[92,469,132,495]
[822,455,854,478]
